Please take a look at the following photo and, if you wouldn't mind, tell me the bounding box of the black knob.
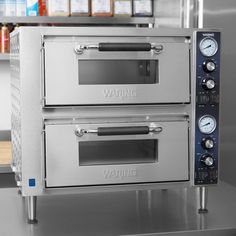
[201,137,214,149]
[202,77,216,90]
[201,154,214,167]
[203,60,216,73]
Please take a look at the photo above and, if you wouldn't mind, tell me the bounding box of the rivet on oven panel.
[149,122,156,127]
[12,165,16,172]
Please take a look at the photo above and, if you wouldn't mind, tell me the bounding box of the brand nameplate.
[103,168,137,179]
[202,33,215,37]
[103,89,137,100]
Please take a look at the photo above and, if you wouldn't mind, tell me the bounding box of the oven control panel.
[194,31,220,185]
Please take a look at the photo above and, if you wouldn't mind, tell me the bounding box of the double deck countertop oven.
[10,27,221,223]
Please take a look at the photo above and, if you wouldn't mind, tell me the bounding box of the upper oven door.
[43,36,190,106]
[45,120,189,187]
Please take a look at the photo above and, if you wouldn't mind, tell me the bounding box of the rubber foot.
[198,208,208,214]
[28,219,38,224]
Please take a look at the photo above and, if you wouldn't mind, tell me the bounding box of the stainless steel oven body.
[10,27,221,222]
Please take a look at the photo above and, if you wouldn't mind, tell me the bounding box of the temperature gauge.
[198,115,217,134]
[199,37,218,57]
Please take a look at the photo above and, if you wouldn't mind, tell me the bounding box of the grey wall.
[202,0,236,186]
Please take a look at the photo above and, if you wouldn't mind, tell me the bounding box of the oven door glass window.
[78,60,158,85]
[79,139,158,166]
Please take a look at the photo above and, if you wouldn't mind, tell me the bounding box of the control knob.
[201,154,214,167]
[202,137,214,149]
[203,60,216,73]
[202,77,216,90]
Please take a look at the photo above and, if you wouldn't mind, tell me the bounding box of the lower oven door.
[45,121,189,187]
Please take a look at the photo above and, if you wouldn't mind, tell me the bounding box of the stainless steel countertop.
[1,182,236,236]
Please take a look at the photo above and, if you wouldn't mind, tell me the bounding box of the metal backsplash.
[154,0,197,28]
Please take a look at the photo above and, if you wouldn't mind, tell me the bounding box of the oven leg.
[27,196,38,224]
[198,186,208,213]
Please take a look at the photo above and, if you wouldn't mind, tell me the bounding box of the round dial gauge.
[199,37,218,57]
[198,115,217,134]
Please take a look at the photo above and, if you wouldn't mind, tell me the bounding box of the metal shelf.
[0,16,154,25]
[0,53,10,61]
[0,165,11,173]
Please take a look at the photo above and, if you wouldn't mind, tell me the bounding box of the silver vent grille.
[10,33,22,175]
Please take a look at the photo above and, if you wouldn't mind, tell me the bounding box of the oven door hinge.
[41,35,45,49]
[40,41,45,54]
[185,37,191,45]
[41,97,46,107]
[40,46,45,53]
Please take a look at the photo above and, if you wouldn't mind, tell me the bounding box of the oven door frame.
[43,36,190,106]
[44,120,190,188]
